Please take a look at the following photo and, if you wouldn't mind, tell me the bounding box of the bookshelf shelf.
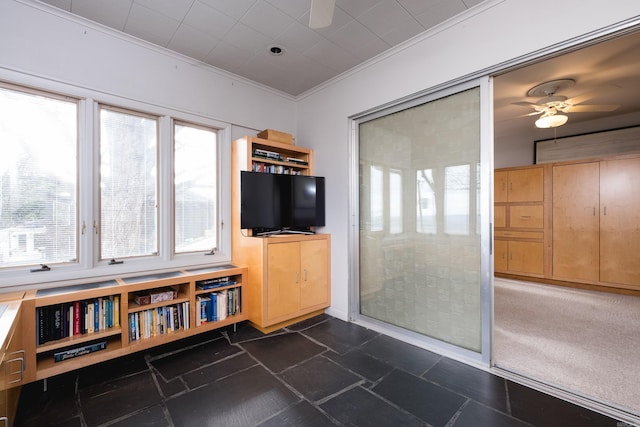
[18,265,247,385]
[35,327,122,354]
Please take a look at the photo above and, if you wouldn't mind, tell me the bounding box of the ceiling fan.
[309,0,336,29]
[514,79,619,128]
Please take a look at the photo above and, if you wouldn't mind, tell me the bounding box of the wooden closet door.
[552,162,599,282]
[600,158,640,287]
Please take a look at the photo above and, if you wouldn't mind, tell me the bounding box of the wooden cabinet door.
[552,162,599,282]
[494,240,508,273]
[495,171,508,203]
[299,239,329,310]
[507,168,544,202]
[600,158,640,286]
[508,241,544,275]
[494,205,506,228]
[266,242,301,321]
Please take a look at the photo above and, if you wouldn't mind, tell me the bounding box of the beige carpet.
[494,278,640,415]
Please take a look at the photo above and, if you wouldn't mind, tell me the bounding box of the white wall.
[296,0,640,321]
[0,0,296,134]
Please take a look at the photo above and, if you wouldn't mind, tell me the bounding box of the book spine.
[73,301,81,335]
[54,341,107,362]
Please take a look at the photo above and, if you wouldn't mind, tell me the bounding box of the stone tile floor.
[15,314,621,426]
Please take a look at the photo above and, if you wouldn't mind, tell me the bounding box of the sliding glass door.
[354,81,491,358]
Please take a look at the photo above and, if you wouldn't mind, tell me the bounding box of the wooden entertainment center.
[231,136,331,333]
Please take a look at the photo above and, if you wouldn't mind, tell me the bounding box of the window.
[0,82,230,285]
[416,168,436,234]
[174,122,217,254]
[0,85,78,268]
[389,169,402,234]
[99,107,158,260]
[370,165,383,232]
[444,164,471,235]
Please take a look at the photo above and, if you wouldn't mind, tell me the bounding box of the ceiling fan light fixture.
[535,114,568,128]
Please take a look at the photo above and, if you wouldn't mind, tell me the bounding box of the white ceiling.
[36,0,640,159]
[38,0,486,96]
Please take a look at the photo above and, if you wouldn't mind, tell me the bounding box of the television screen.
[291,175,325,227]
[240,171,325,233]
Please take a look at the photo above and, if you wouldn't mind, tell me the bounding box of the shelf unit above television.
[240,137,313,176]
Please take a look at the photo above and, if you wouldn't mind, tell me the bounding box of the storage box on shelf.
[20,265,247,382]
[232,136,331,333]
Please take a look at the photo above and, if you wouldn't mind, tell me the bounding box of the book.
[73,301,82,335]
[54,341,107,362]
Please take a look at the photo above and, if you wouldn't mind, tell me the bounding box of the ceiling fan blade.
[309,0,336,29]
[512,101,537,107]
[567,104,620,113]
[565,85,619,106]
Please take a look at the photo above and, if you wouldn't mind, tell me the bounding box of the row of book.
[128,302,189,342]
[251,162,302,175]
[196,288,241,326]
[37,296,120,346]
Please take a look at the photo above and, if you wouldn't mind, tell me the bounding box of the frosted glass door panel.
[359,88,482,352]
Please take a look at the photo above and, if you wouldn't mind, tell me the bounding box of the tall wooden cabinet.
[494,165,548,277]
[552,156,640,289]
[497,154,640,293]
[232,136,331,332]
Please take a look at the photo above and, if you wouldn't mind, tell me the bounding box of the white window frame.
[0,80,232,288]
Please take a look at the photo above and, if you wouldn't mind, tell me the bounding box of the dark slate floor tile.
[150,335,241,381]
[279,355,362,402]
[325,348,394,382]
[360,334,442,375]
[452,401,529,427]
[321,386,424,427]
[257,401,337,427]
[301,318,379,354]
[80,371,162,426]
[166,365,300,427]
[108,404,171,426]
[77,353,149,388]
[240,331,326,373]
[507,381,620,427]
[182,352,257,389]
[144,328,225,357]
[224,321,281,343]
[18,416,83,427]
[424,357,508,412]
[373,369,467,427]
[153,372,188,398]
[13,382,79,427]
[286,313,333,331]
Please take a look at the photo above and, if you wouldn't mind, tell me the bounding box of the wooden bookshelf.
[17,265,247,383]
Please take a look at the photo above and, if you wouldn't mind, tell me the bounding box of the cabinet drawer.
[509,205,543,228]
[495,231,543,239]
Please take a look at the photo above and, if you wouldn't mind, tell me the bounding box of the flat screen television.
[241,171,325,235]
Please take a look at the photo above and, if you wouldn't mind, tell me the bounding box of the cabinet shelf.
[35,327,122,354]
